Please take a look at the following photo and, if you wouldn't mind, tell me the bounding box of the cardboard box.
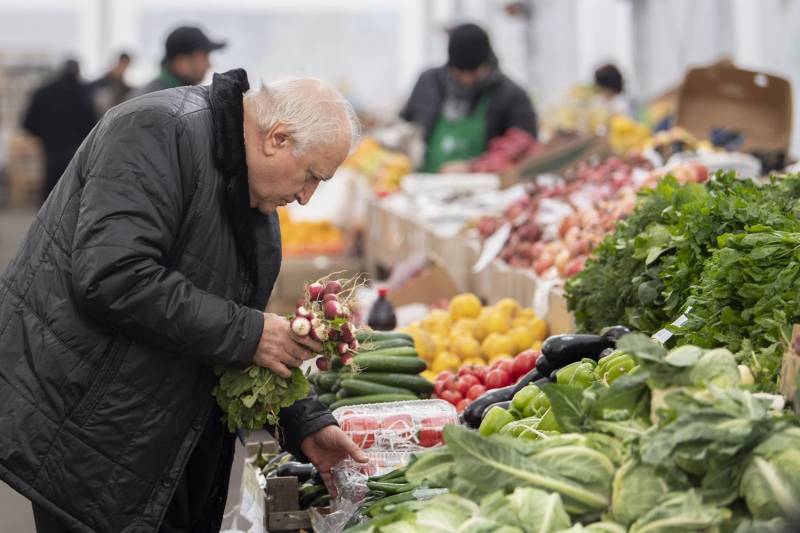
[676,64,793,153]
[388,255,459,307]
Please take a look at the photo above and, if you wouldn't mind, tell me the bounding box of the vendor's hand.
[253,313,322,378]
[301,425,368,497]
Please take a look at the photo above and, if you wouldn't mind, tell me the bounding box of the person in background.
[593,63,632,117]
[400,23,537,173]
[22,59,97,204]
[89,52,132,115]
[132,25,226,97]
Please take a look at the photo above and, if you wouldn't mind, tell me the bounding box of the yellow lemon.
[531,340,543,352]
[451,336,481,360]
[517,308,537,320]
[484,310,511,335]
[431,351,461,373]
[420,370,437,383]
[495,297,521,318]
[422,309,452,336]
[462,357,487,367]
[509,326,535,354]
[448,293,482,321]
[488,353,514,366]
[481,333,516,359]
[413,330,437,362]
[473,308,492,341]
[530,318,549,342]
[432,333,450,355]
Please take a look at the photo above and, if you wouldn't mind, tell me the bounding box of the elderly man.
[0,69,365,532]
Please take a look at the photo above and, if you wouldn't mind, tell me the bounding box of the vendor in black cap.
[133,25,226,97]
[401,23,537,173]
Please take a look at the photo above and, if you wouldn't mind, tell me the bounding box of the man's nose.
[297,180,320,205]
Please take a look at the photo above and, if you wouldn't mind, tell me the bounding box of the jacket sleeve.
[71,109,263,368]
[273,393,337,462]
[504,85,538,139]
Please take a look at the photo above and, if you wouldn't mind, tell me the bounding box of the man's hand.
[300,425,368,497]
[253,313,322,378]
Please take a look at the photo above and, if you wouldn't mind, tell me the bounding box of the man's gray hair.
[244,78,361,154]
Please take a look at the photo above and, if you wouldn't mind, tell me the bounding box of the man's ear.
[263,123,292,156]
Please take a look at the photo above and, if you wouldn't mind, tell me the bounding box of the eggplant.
[598,347,616,360]
[512,368,544,395]
[600,325,632,342]
[462,385,515,428]
[535,354,555,377]
[480,400,512,421]
[541,334,615,368]
[274,461,316,482]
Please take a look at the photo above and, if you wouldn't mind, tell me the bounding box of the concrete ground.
[0,208,262,532]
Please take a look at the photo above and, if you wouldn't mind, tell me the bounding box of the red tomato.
[484,369,512,389]
[512,349,539,379]
[456,398,472,413]
[434,380,447,396]
[443,375,462,393]
[466,383,487,400]
[471,366,489,384]
[495,360,515,376]
[436,371,454,382]
[439,389,463,405]
[381,414,414,439]
[341,416,379,449]
[458,374,481,394]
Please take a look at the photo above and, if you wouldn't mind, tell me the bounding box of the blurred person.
[594,63,633,117]
[401,23,537,173]
[89,52,133,115]
[22,59,96,204]
[0,69,365,532]
[133,26,226,97]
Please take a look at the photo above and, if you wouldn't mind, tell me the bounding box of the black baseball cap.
[165,26,226,59]
[448,23,492,71]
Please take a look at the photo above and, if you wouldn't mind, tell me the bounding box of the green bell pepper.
[596,351,637,384]
[479,406,516,436]
[535,407,561,432]
[555,358,597,388]
[511,384,551,419]
[499,417,546,440]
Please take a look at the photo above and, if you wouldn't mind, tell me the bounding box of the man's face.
[449,64,490,88]
[181,51,211,84]
[244,117,350,214]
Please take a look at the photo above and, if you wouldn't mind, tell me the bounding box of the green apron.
[422,93,492,173]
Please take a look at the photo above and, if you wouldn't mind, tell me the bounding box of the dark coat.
[0,69,335,532]
[23,72,97,202]
[400,65,538,142]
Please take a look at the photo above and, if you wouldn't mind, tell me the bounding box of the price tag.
[472,222,511,273]
[651,307,692,345]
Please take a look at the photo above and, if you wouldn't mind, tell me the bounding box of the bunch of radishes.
[290,274,364,371]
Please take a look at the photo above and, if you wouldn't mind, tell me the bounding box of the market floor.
[0,208,265,532]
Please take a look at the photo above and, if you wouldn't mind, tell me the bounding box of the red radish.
[348,339,359,352]
[295,306,313,320]
[340,305,351,319]
[324,280,342,295]
[308,282,324,301]
[323,293,339,303]
[323,300,343,319]
[313,324,329,342]
[341,324,355,343]
[316,357,330,371]
[290,316,311,337]
[341,353,353,365]
[295,298,307,310]
[337,342,349,355]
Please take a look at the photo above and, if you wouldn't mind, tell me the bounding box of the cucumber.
[360,338,414,351]
[356,330,413,344]
[336,389,351,400]
[329,393,418,410]
[353,354,427,374]
[315,372,339,392]
[352,372,434,394]
[318,393,336,407]
[340,379,416,397]
[357,347,419,358]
